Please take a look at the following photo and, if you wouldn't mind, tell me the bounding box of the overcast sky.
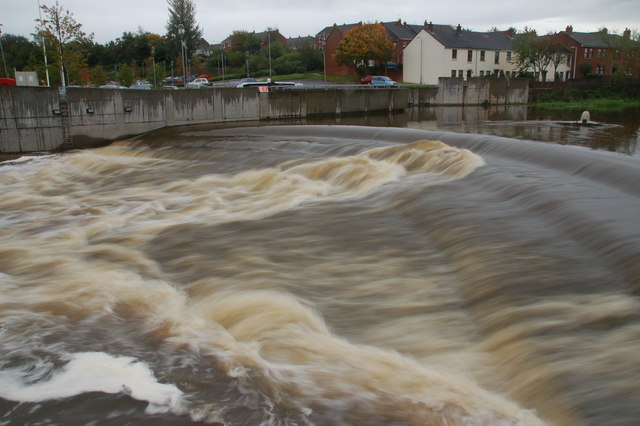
[3,0,639,44]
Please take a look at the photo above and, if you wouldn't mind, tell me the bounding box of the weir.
[0,78,528,154]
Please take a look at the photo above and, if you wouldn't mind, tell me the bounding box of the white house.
[404,24,518,84]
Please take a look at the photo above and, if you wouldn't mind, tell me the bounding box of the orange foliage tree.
[334,23,393,76]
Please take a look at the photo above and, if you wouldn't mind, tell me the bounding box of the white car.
[190,78,210,87]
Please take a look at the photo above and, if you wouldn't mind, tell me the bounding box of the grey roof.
[382,21,421,41]
[316,23,360,37]
[426,25,514,50]
[563,31,621,48]
[288,36,315,48]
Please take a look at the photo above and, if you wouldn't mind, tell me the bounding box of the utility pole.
[320,33,327,83]
[0,24,8,78]
[268,32,272,77]
[152,46,156,87]
[36,0,50,86]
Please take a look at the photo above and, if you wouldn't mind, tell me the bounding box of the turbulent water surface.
[1,125,639,425]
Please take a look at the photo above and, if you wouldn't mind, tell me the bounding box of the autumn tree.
[334,23,393,76]
[35,0,92,86]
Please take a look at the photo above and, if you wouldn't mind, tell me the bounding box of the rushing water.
[1,124,640,425]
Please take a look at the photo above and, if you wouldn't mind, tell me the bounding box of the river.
[1,112,640,425]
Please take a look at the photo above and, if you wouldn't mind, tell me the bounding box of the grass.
[533,86,640,112]
[534,97,640,112]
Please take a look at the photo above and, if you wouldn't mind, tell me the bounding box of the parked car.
[360,75,373,84]
[162,85,179,90]
[191,77,209,87]
[185,80,209,89]
[129,82,152,90]
[236,78,302,88]
[369,76,399,88]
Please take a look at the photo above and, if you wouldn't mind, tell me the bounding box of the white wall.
[404,29,522,84]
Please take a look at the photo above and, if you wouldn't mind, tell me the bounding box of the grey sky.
[3,0,639,44]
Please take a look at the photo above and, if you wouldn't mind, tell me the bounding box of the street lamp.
[245,51,250,78]
[178,24,186,85]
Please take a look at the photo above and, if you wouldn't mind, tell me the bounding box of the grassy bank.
[533,84,640,112]
[535,97,640,112]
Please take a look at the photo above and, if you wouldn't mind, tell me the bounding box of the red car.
[0,78,16,86]
[360,75,373,84]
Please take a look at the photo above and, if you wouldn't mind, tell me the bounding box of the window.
[480,51,485,61]
[466,70,472,79]
[467,50,473,62]
[480,70,485,76]
[585,48,594,58]
[494,51,500,64]
[451,70,457,77]
[452,49,458,60]
[507,51,512,61]
[458,70,463,78]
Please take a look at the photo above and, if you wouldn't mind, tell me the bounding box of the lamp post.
[178,24,186,86]
[320,33,327,82]
[36,1,50,86]
[245,51,249,78]
[151,46,156,87]
[0,24,8,78]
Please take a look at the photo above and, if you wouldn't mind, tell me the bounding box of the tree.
[228,31,261,54]
[513,29,570,82]
[0,34,40,78]
[35,0,92,86]
[165,0,202,63]
[334,23,393,76]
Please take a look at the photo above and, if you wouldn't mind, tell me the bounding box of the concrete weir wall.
[1,78,526,154]
[406,77,529,106]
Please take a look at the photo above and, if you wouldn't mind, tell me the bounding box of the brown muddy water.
[1,118,640,425]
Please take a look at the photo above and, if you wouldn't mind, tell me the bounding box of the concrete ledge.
[1,78,527,154]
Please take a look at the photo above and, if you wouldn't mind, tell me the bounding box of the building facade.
[555,26,638,79]
[403,24,519,85]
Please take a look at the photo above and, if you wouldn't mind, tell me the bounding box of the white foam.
[0,352,183,414]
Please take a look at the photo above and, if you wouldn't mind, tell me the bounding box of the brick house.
[287,36,315,51]
[315,23,361,78]
[221,29,287,51]
[555,26,638,79]
[315,20,433,80]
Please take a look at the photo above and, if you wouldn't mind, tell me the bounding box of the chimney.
[624,28,631,39]
[506,28,514,37]
[456,24,461,34]
[566,25,573,33]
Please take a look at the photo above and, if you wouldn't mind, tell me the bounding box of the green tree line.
[0,0,323,86]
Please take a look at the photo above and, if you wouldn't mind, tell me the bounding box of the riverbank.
[532,85,640,112]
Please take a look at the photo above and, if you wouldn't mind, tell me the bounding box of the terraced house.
[403,24,519,85]
[555,26,639,79]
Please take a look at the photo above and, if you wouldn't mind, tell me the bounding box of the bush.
[273,56,304,75]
